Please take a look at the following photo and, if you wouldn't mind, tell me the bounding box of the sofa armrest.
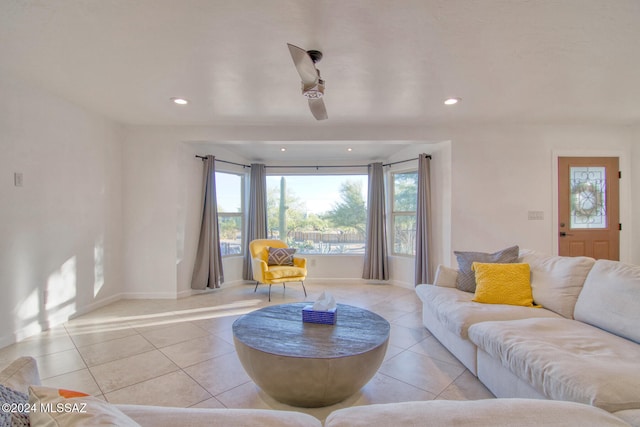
[433,265,458,288]
[0,357,41,394]
[293,257,307,269]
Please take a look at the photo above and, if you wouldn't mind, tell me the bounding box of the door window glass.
[570,166,607,229]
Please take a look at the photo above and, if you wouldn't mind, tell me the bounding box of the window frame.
[390,169,418,257]
[215,170,245,257]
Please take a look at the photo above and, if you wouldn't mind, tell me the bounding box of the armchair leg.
[268,284,272,302]
[301,281,307,297]
[254,281,259,293]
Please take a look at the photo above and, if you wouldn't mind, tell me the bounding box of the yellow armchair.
[249,239,307,301]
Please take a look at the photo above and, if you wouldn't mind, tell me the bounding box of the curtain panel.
[414,153,433,285]
[363,162,389,280]
[243,163,268,280]
[191,155,224,289]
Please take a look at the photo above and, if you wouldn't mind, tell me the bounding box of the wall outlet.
[309,259,316,267]
[14,172,23,187]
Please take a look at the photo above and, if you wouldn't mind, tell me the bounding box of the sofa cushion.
[29,385,141,426]
[519,250,595,318]
[117,404,323,427]
[324,399,630,427]
[454,245,519,292]
[574,259,640,344]
[0,357,40,394]
[472,262,536,307]
[468,317,640,412]
[614,409,640,427]
[264,265,306,281]
[415,285,561,339]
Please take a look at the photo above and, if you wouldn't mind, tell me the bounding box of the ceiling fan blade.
[287,43,318,86]
[308,98,328,120]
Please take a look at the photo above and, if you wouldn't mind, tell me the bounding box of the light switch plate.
[527,211,544,220]
[14,172,23,187]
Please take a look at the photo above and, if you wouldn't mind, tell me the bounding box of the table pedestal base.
[234,337,388,407]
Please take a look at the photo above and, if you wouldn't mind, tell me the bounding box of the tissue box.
[302,305,337,325]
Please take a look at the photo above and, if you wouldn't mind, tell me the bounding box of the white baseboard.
[124,280,252,300]
[69,294,123,318]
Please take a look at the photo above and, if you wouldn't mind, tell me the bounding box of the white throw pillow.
[519,250,595,319]
[433,265,458,288]
[574,259,640,344]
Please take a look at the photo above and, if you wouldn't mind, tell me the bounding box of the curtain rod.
[195,156,249,168]
[195,154,431,169]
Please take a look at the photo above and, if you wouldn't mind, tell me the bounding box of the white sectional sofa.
[416,250,640,427]
[0,356,633,426]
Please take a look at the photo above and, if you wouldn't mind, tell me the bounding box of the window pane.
[569,166,607,229]
[393,214,416,255]
[219,215,242,256]
[216,172,244,256]
[393,172,418,211]
[266,175,368,254]
[216,172,242,213]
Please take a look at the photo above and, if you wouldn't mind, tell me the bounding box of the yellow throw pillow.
[472,262,538,307]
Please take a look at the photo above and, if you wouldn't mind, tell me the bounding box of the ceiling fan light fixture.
[302,80,325,99]
[444,97,461,105]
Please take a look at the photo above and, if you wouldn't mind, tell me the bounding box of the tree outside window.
[266,175,368,254]
[391,171,418,256]
[216,172,244,256]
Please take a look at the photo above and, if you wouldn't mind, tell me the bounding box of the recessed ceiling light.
[171,97,189,105]
[444,97,461,105]
[347,148,353,152]
[280,147,286,152]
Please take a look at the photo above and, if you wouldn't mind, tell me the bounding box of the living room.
[1,1,639,425]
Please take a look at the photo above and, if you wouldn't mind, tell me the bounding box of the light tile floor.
[0,282,494,421]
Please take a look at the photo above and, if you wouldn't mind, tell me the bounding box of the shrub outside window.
[266,175,368,254]
[216,172,244,256]
[391,171,418,256]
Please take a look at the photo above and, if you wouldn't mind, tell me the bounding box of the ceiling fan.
[287,43,328,120]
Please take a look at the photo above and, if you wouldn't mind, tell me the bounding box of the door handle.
[559,232,574,237]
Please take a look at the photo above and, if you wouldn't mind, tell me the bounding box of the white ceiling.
[2,0,639,161]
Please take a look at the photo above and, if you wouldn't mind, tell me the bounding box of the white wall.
[0,70,123,347]
[122,132,253,297]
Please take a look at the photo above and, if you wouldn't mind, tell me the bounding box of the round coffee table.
[232,302,390,407]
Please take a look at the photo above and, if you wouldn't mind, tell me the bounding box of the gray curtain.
[243,164,268,280]
[192,155,224,289]
[363,162,389,280]
[414,153,433,285]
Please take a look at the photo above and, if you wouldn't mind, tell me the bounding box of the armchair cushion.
[265,266,307,281]
[267,247,296,266]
